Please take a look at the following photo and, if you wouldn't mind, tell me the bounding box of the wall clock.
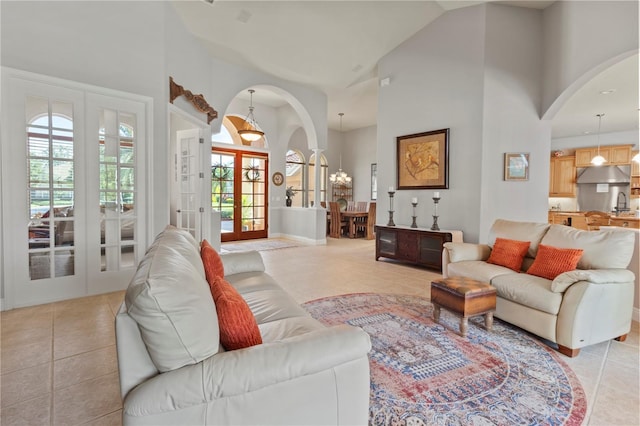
[272,172,284,186]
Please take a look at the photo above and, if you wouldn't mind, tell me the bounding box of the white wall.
[378,4,549,243]
[343,126,377,203]
[378,5,487,241]
[479,4,550,240]
[542,1,639,118]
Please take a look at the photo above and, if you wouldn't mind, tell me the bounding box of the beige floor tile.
[589,382,640,426]
[53,372,122,426]
[54,345,118,389]
[1,306,53,334]
[0,394,51,426]
[53,322,115,360]
[606,339,640,366]
[82,409,122,426]
[105,291,125,315]
[0,363,51,408]
[1,338,52,375]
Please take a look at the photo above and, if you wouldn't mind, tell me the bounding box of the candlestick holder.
[411,202,418,228]
[387,191,396,226]
[431,197,440,231]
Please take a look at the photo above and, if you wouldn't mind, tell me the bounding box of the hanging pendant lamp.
[238,89,264,143]
[329,113,352,186]
[590,113,606,166]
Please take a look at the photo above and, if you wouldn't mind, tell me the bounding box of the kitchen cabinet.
[549,156,576,197]
[609,217,640,229]
[575,145,632,167]
[375,225,462,272]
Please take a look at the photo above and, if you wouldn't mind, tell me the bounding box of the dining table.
[340,211,369,238]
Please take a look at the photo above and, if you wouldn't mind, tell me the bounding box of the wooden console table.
[375,225,463,272]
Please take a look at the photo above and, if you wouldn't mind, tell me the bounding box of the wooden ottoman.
[431,277,496,337]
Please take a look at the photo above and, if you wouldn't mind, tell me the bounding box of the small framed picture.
[504,153,530,181]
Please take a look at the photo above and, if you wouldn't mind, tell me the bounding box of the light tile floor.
[1,237,638,425]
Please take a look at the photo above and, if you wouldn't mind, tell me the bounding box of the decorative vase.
[286,197,292,207]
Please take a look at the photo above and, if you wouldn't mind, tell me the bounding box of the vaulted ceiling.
[172,1,637,139]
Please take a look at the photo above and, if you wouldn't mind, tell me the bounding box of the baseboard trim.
[275,233,326,246]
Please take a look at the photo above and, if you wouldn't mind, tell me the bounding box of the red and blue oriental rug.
[303,293,586,426]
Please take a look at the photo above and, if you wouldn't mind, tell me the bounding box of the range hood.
[576,165,631,184]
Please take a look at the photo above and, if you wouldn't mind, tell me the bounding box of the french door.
[1,70,148,308]
[211,148,268,242]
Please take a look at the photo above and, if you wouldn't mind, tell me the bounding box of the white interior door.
[85,93,147,294]
[175,129,203,240]
[2,75,87,307]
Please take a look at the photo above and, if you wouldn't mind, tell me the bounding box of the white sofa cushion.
[446,260,514,283]
[125,226,219,372]
[488,219,550,258]
[491,273,562,315]
[540,224,635,270]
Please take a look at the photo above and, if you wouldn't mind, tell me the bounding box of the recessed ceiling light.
[599,89,616,95]
[583,131,591,135]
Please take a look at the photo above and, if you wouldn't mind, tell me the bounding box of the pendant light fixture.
[329,113,352,186]
[590,113,606,166]
[238,89,264,143]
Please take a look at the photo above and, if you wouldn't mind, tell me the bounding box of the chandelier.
[237,89,264,143]
[590,113,606,166]
[330,113,352,186]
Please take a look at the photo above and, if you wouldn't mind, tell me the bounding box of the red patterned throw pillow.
[487,237,531,272]
[201,239,224,283]
[526,244,584,281]
[209,275,262,350]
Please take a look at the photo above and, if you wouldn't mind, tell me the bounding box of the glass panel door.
[2,76,87,307]
[86,93,146,295]
[212,150,235,240]
[212,149,268,241]
[27,97,76,280]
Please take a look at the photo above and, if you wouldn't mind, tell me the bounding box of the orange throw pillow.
[201,239,224,283]
[209,275,262,350]
[486,238,531,272]
[526,244,584,281]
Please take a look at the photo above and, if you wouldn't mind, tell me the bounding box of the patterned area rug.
[220,239,299,252]
[303,293,587,426]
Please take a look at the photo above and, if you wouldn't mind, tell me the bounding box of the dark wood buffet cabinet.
[375,225,463,272]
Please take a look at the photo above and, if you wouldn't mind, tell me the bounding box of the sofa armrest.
[551,269,636,293]
[220,250,265,275]
[443,242,491,263]
[123,324,372,417]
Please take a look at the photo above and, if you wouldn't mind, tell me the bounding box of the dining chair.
[356,201,368,212]
[355,202,376,239]
[584,211,611,231]
[346,201,356,211]
[329,202,348,238]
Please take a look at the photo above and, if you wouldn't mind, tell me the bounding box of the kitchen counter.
[548,211,640,229]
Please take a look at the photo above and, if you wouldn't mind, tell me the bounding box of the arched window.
[308,153,328,207]
[285,149,305,207]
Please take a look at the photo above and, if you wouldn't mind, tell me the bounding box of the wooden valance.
[169,77,218,124]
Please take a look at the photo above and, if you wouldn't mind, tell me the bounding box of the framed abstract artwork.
[397,128,449,189]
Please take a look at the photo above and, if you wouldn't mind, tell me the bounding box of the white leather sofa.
[442,219,636,357]
[116,226,372,425]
